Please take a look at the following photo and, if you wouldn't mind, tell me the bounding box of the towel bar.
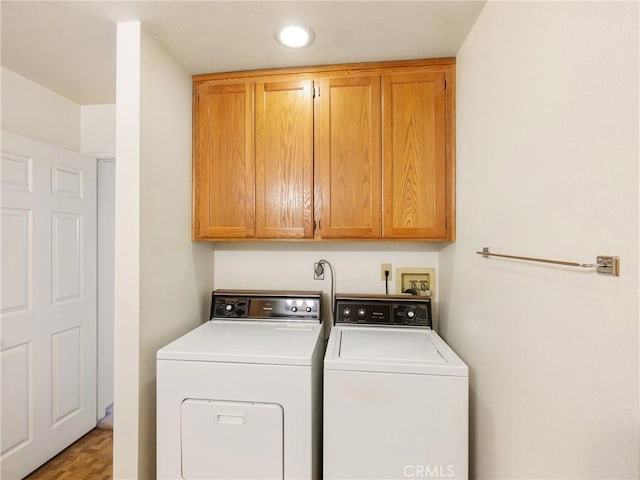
[476,247,619,276]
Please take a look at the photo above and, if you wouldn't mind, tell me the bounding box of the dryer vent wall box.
[396,267,435,296]
[157,290,325,480]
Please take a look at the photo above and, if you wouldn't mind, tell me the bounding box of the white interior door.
[1,131,97,479]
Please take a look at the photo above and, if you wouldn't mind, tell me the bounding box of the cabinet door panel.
[255,80,314,239]
[318,76,381,238]
[194,83,255,239]
[382,72,447,238]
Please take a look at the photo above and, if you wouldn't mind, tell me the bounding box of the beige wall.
[113,21,214,479]
[81,104,115,158]
[1,67,81,152]
[440,2,639,478]
[1,68,115,158]
[113,21,142,480]
[213,244,441,330]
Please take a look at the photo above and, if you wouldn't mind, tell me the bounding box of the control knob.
[404,308,416,320]
[291,306,298,312]
[357,308,366,317]
[305,306,312,313]
[224,304,234,312]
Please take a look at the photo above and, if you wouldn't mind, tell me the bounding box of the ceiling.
[1,1,486,105]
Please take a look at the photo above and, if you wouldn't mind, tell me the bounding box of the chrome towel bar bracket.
[476,247,620,276]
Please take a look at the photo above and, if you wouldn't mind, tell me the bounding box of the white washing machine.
[157,290,325,480]
[324,294,469,480]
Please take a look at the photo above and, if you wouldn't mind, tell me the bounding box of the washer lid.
[157,320,323,366]
[324,326,468,376]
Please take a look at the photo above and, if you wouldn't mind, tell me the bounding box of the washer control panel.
[211,290,322,322]
[335,294,431,328]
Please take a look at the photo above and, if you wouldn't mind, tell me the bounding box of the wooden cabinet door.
[255,79,314,238]
[193,82,255,239]
[317,76,381,238]
[382,72,448,239]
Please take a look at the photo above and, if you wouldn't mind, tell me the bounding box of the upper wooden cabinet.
[316,76,381,239]
[193,82,255,239]
[255,79,314,239]
[382,71,448,238]
[192,59,455,241]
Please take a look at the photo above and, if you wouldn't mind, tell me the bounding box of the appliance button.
[291,306,298,312]
[305,306,312,313]
[357,308,366,317]
[343,308,351,316]
[224,304,234,312]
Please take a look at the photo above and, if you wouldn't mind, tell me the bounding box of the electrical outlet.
[381,263,392,281]
[396,268,435,297]
[314,262,325,280]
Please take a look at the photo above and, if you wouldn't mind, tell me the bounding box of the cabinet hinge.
[313,86,320,98]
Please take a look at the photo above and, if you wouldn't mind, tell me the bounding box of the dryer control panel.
[210,290,322,322]
[335,294,431,328]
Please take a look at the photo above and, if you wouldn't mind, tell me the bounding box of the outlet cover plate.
[381,263,392,281]
[314,263,325,280]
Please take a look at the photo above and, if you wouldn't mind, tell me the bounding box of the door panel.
[194,82,255,239]
[255,79,314,239]
[51,327,82,425]
[51,165,83,199]
[51,213,82,303]
[382,72,447,238]
[0,131,97,479]
[1,208,31,313]
[0,342,31,456]
[1,152,31,191]
[317,76,381,238]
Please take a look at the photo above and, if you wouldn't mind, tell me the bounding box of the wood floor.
[24,428,112,480]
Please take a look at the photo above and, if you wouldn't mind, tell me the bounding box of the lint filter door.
[181,399,283,479]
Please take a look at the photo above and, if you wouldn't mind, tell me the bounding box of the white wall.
[1,67,81,152]
[80,99,116,429]
[87,105,116,421]
[81,104,116,158]
[97,159,115,420]
[113,21,214,480]
[440,2,639,478]
[213,243,441,328]
[113,22,142,479]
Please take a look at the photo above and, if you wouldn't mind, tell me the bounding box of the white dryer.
[324,294,469,480]
[157,290,325,480]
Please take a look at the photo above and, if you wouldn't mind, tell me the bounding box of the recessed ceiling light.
[275,24,314,48]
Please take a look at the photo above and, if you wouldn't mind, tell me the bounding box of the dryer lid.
[157,320,323,366]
